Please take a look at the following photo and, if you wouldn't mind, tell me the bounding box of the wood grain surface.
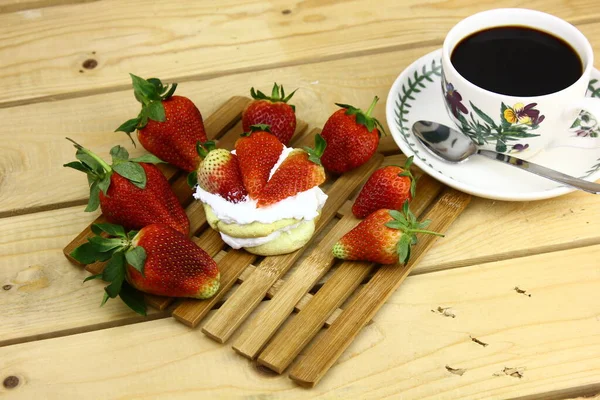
[2,0,600,398]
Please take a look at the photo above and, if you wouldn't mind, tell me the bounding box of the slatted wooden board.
[63,96,471,387]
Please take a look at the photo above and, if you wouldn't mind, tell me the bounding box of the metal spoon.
[411,120,600,194]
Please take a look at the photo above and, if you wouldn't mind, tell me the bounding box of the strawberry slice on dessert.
[190,141,248,203]
[235,124,284,199]
[256,134,327,208]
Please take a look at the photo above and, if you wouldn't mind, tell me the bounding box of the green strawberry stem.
[70,223,147,315]
[65,137,112,174]
[408,229,445,236]
[250,83,297,106]
[365,96,379,117]
[115,74,178,145]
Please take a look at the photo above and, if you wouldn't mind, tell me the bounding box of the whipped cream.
[219,222,302,249]
[193,145,328,226]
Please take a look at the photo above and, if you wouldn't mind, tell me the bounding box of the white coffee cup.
[442,8,600,158]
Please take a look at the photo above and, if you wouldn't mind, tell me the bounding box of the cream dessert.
[193,128,328,256]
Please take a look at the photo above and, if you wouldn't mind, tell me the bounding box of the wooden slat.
[1,1,600,107]
[62,96,249,264]
[232,213,358,359]
[0,0,97,14]
[232,165,433,359]
[257,174,444,373]
[2,243,599,398]
[289,188,471,386]
[201,154,384,343]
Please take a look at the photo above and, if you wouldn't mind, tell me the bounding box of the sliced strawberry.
[192,141,248,203]
[235,124,284,199]
[256,134,326,207]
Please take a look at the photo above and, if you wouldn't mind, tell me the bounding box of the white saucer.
[385,48,600,201]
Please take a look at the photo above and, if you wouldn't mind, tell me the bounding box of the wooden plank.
[201,154,384,343]
[232,165,436,359]
[0,205,171,347]
[289,188,472,386]
[0,0,97,14]
[1,0,599,107]
[257,174,444,373]
[61,96,249,264]
[2,244,599,398]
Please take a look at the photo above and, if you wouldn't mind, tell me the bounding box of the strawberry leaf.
[88,236,127,253]
[110,146,129,163]
[115,118,140,134]
[85,181,101,212]
[113,162,146,189]
[130,74,160,102]
[102,251,125,298]
[125,246,146,276]
[71,242,111,264]
[397,234,412,264]
[304,134,327,165]
[146,100,166,122]
[161,83,177,100]
[63,161,91,173]
[118,281,147,316]
[147,78,163,92]
[83,273,103,283]
[91,223,126,238]
[100,292,110,307]
[98,174,111,196]
[388,210,408,225]
[130,154,165,164]
[187,171,198,188]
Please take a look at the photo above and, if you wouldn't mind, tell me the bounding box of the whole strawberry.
[116,74,207,172]
[242,83,297,145]
[64,138,190,235]
[71,223,220,315]
[333,203,443,265]
[352,157,416,219]
[235,124,284,199]
[257,134,327,207]
[190,141,248,203]
[321,96,385,174]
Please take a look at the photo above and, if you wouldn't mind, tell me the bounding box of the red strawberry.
[71,223,220,315]
[242,83,297,145]
[256,134,326,208]
[352,157,417,219]
[320,96,385,174]
[116,74,207,172]
[235,124,284,199]
[64,138,190,235]
[332,204,443,265]
[192,141,248,203]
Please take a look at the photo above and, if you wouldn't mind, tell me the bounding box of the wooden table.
[1,1,599,398]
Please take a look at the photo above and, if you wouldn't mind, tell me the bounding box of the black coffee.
[451,26,583,96]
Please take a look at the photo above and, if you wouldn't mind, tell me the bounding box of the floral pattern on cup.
[570,111,600,137]
[442,75,543,153]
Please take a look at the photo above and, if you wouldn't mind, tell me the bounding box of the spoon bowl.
[411,120,600,194]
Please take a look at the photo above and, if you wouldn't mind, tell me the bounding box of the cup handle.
[551,97,600,149]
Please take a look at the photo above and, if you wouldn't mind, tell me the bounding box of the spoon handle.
[477,150,600,194]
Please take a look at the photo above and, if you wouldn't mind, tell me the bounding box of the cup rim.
[442,8,594,100]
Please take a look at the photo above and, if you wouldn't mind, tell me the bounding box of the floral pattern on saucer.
[389,49,600,200]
